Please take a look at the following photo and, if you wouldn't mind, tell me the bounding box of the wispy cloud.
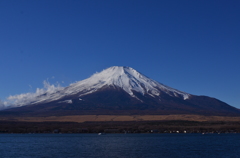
[3,80,63,109]
[0,100,7,110]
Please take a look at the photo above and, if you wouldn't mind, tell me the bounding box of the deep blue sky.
[1,0,240,108]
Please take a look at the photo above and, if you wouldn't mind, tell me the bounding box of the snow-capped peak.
[66,66,191,100]
[4,66,191,108]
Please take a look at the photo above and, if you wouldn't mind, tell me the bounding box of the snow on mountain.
[4,66,191,108]
[65,66,191,100]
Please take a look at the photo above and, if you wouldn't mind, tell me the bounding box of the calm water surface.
[0,133,239,158]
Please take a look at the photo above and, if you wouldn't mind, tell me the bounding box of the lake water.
[0,133,240,158]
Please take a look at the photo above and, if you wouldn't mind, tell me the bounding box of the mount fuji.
[2,66,240,116]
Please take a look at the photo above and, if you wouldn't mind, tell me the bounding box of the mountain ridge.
[1,66,240,116]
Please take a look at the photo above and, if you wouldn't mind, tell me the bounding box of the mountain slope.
[2,66,240,116]
[24,66,191,105]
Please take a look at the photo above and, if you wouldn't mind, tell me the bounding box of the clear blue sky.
[1,0,240,108]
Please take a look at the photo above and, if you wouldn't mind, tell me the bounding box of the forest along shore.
[0,115,240,134]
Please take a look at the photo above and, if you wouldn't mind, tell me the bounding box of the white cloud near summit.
[0,100,7,110]
[3,80,63,109]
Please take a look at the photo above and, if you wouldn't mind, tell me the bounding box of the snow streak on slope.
[2,66,191,109]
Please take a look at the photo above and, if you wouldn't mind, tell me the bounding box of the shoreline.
[1,114,240,122]
[0,119,240,134]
